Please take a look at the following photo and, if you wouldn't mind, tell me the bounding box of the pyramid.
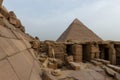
[57,18,103,42]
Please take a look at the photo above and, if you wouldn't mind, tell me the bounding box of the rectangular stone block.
[30,68,42,80]
[0,47,7,60]
[0,25,16,39]
[0,59,19,80]
[69,62,80,70]
[8,51,34,80]
[0,37,19,56]
[10,39,27,51]
[22,38,31,48]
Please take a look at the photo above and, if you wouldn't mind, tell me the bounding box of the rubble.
[51,69,61,76]
[69,62,80,70]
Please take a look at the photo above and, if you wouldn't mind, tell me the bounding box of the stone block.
[74,55,82,62]
[28,49,37,59]
[107,64,120,73]
[8,51,34,80]
[42,71,56,80]
[69,62,80,70]
[10,39,27,51]
[91,60,102,66]
[0,47,7,60]
[0,25,16,38]
[22,38,31,48]
[66,56,73,62]
[48,62,57,69]
[30,67,42,80]
[0,59,19,80]
[0,37,19,56]
[95,59,110,65]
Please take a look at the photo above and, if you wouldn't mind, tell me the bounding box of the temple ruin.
[0,0,120,80]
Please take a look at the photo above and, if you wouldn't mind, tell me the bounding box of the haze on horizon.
[3,0,120,41]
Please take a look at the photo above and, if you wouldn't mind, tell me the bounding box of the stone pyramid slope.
[57,18,103,42]
[0,1,42,80]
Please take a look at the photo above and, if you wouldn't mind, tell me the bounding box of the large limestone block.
[28,49,37,59]
[0,37,28,56]
[0,25,16,38]
[0,37,19,56]
[8,51,34,80]
[0,47,7,60]
[30,64,42,80]
[12,30,23,39]
[10,39,27,51]
[22,38,31,48]
[0,59,19,80]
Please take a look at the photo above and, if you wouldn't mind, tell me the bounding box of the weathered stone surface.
[103,66,116,77]
[0,37,18,56]
[0,6,10,19]
[28,48,37,59]
[48,62,57,69]
[69,62,80,70]
[0,47,7,60]
[107,64,120,73]
[22,38,31,48]
[91,60,102,66]
[66,56,74,62]
[0,59,19,80]
[30,67,42,80]
[95,58,110,65]
[8,51,34,80]
[0,25,16,38]
[3,17,16,30]
[42,71,56,80]
[10,39,27,51]
[0,37,27,56]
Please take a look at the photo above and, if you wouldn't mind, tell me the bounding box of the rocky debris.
[95,58,110,65]
[0,6,10,19]
[51,69,61,76]
[30,36,40,57]
[66,55,74,62]
[69,62,80,70]
[91,60,102,66]
[107,64,120,73]
[48,62,57,69]
[8,11,25,32]
[102,65,116,77]
[115,73,120,80]
[42,70,56,80]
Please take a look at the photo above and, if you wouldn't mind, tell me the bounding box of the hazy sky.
[3,0,120,41]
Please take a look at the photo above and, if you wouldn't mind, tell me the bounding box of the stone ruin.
[0,0,120,80]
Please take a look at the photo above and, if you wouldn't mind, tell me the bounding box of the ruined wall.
[44,41,66,61]
[115,44,120,65]
[72,44,82,62]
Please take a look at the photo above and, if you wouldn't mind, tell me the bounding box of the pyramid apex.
[73,18,82,24]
